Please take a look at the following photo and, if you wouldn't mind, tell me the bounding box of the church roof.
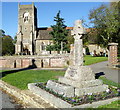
[36,27,92,40]
[36,27,73,40]
[37,28,52,40]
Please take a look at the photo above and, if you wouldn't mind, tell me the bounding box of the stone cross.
[71,20,86,66]
[45,20,108,98]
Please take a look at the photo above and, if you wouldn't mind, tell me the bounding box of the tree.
[0,29,5,37]
[0,29,15,56]
[89,2,120,50]
[13,35,17,44]
[47,11,69,53]
[2,35,15,55]
[0,29,6,56]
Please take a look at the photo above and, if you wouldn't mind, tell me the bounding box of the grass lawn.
[1,69,120,90]
[98,100,120,108]
[100,76,120,88]
[1,70,65,90]
[84,55,108,65]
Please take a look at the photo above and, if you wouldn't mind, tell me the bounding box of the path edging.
[0,80,55,108]
[0,80,119,108]
[28,83,119,108]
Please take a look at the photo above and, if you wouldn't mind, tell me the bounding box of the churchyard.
[0,20,120,109]
[1,2,120,109]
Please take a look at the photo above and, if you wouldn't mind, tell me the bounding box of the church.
[15,3,72,55]
[15,3,106,56]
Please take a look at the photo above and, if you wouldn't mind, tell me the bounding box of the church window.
[41,42,45,50]
[23,12,29,23]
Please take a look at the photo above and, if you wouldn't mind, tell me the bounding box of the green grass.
[98,100,120,108]
[1,70,65,90]
[1,69,119,90]
[84,55,108,65]
[100,76,120,88]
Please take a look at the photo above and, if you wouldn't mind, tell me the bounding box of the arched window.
[23,12,29,23]
[41,42,45,50]
[24,16,28,22]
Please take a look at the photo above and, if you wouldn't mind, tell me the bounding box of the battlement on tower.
[18,3,36,9]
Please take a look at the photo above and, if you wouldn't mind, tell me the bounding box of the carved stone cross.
[71,20,86,66]
[71,20,86,37]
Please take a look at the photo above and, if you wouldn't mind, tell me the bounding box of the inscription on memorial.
[69,68,77,77]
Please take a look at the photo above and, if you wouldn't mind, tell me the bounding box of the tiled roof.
[36,27,72,40]
[37,29,52,40]
[36,27,92,40]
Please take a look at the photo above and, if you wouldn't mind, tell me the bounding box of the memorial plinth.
[46,20,108,97]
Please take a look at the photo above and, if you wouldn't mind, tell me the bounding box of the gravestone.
[46,20,108,97]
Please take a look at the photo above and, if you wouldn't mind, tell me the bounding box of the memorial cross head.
[71,20,86,39]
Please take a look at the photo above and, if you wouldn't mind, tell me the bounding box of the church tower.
[15,3,37,55]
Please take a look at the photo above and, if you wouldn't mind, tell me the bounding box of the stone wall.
[0,55,69,68]
[87,44,107,55]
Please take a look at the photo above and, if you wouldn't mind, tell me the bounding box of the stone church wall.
[35,40,52,55]
[0,55,69,69]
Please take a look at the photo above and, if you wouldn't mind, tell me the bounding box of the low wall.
[0,55,69,68]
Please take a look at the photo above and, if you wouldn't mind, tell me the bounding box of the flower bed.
[36,83,120,106]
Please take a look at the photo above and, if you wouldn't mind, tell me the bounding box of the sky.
[1,2,109,38]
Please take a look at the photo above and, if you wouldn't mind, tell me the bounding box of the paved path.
[88,61,119,83]
[0,89,23,109]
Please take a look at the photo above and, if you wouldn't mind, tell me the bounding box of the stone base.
[58,77,103,88]
[75,84,108,96]
[28,83,119,108]
[64,66,95,81]
[46,80,74,97]
[46,80,108,97]
[46,65,108,97]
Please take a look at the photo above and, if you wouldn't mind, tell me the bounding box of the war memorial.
[28,20,119,108]
[0,3,119,109]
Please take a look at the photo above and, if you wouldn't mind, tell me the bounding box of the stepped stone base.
[46,80,108,97]
[28,83,119,108]
[75,84,108,96]
[46,80,74,97]
[46,66,108,97]
[58,77,103,88]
